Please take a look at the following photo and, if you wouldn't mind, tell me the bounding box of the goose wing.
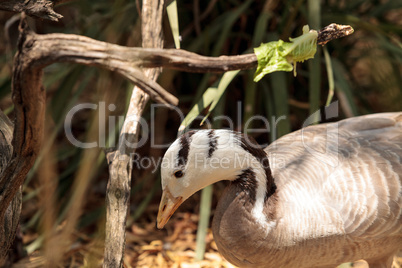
[266,113,402,240]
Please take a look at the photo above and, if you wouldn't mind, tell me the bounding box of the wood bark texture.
[0,18,46,227]
[0,0,62,21]
[0,29,179,106]
[317,23,354,46]
[0,111,22,265]
[103,0,165,266]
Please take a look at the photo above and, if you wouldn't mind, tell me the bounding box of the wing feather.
[267,113,402,240]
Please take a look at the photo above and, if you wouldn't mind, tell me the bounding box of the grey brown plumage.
[158,113,402,268]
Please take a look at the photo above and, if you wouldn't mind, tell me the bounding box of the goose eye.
[174,170,184,178]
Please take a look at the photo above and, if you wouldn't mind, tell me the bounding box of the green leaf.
[254,41,293,81]
[323,47,334,106]
[195,184,213,261]
[167,0,180,49]
[254,25,318,81]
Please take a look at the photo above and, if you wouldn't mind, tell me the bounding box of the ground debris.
[126,212,235,268]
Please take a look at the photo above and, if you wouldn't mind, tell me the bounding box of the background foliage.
[0,0,401,266]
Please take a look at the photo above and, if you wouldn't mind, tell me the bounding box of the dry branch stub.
[0,0,63,21]
[317,23,354,46]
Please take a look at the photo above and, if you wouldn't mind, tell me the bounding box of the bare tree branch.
[3,24,178,106]
[103,0,165,266]
[0,20,353,112]
[0,17,46,231]
[15,31,257,74]
[0,0,63,21]
[0,24,351,77]
[17,23,351,75]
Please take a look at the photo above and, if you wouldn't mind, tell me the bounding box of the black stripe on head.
[207,129,218,158]
[239,134,276,201]
[234,168,257,203]
[177,130,196,167]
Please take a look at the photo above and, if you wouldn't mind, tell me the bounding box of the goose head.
[157,129,272,229]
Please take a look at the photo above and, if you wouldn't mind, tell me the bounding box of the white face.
[161,130,244,202]
[157,129,266,229]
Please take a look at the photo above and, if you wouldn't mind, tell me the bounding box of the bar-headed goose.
[157,113,402,268]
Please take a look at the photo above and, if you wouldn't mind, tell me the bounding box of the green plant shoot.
[254,25,318,81]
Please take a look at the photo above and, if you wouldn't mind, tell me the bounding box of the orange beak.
[157,188,183,229]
